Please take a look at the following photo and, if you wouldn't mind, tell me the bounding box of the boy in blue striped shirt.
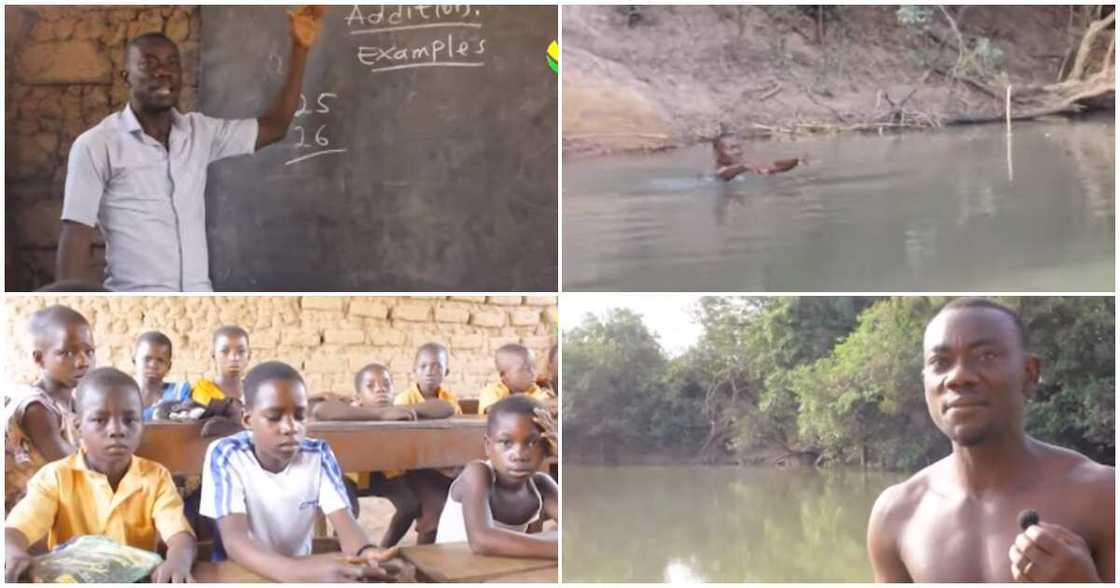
[199,361,398,582]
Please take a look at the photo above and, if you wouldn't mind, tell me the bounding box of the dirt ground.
[357,496,411,547]
[563,6,1090,156]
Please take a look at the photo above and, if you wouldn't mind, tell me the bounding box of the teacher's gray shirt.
[61,104,258,292]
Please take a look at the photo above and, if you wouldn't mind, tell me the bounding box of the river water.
[563,116,1114,291]
[562,465,909,582]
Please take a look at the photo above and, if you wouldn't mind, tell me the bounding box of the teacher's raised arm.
[255,6,326,150]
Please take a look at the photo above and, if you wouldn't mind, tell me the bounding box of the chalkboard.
[200,6,557,291]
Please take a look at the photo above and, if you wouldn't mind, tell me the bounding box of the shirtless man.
[867,297,1114,582]
[712,132,800,182]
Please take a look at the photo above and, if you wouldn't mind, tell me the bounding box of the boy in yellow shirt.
[393,343,462,545]
[394,343,463,415]
[191,325,250,408]
[4,368,195,582]
[478,343,556,415]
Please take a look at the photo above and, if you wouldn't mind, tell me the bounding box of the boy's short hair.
[28,305,90,350]
[124,31,176,67]
[212,324,250,348]
[486,394,544,433]
[243,361,304,410]
[353,362,391,392]
[414,342,449,364]
[932,297,1027,348]
[494,343,531,369]
[134,331,173,355]
[74,367,142,417]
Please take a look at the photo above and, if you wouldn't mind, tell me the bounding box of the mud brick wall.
[5,295,559,398]
[6,6,201,291]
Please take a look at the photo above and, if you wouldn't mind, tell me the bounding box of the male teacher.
[56,7,325,291]
[867,298,1113,582]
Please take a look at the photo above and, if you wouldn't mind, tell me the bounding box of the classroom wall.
[4,295,558,399]
[5,5,202,291]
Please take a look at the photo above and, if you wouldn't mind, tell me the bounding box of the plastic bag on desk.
[28,535,163,583]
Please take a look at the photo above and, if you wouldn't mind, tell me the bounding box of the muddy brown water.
[561,465,908,582]
[563,116,1114,291]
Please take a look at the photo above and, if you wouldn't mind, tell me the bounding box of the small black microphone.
[1017,509,1039,531]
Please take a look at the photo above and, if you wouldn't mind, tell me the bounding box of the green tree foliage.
[680,297,876,460]
[792,297,949,469]
[562,309,707,461]
[564,297,1114,470]
[1017,297,1114,462]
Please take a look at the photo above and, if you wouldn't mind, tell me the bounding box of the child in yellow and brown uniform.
[393,343,463,544]
[4,368,196,582]
[311,361,454,547]
[394,343,463,416]
[189,325,251,415]
[478,343,556,415]
[4,305,94,514]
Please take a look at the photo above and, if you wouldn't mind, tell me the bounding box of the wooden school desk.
[192,548,558,583]
[191,560,267,583]
[136,417,488,475]
[401,541,558,583]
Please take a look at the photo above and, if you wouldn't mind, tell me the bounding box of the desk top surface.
[192,544,558,583]
[144,416,486,432]
[401,541,557,583]
[137,417,489,475]
[190,560,267,583]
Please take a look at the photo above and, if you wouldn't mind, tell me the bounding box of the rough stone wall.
[6,6,201,291]
[5,295,558,399]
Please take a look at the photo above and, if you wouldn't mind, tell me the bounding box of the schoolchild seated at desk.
[188,325,250,426]
[5,305,93,512]
[132,331,192,421]
[4,368,196,582]
[478,343,557,416]
[200,361,398,582]
[310,359,455,549]
[392,343,464,546]
[437,396,558,560]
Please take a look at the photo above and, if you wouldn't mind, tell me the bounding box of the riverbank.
[566,447,821,468]
[563,6,1113,157]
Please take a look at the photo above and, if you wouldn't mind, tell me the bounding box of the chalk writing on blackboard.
[284,91,347,166]
[270,51,283,75]
[345,5,482,28]
[345,5,488,74]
